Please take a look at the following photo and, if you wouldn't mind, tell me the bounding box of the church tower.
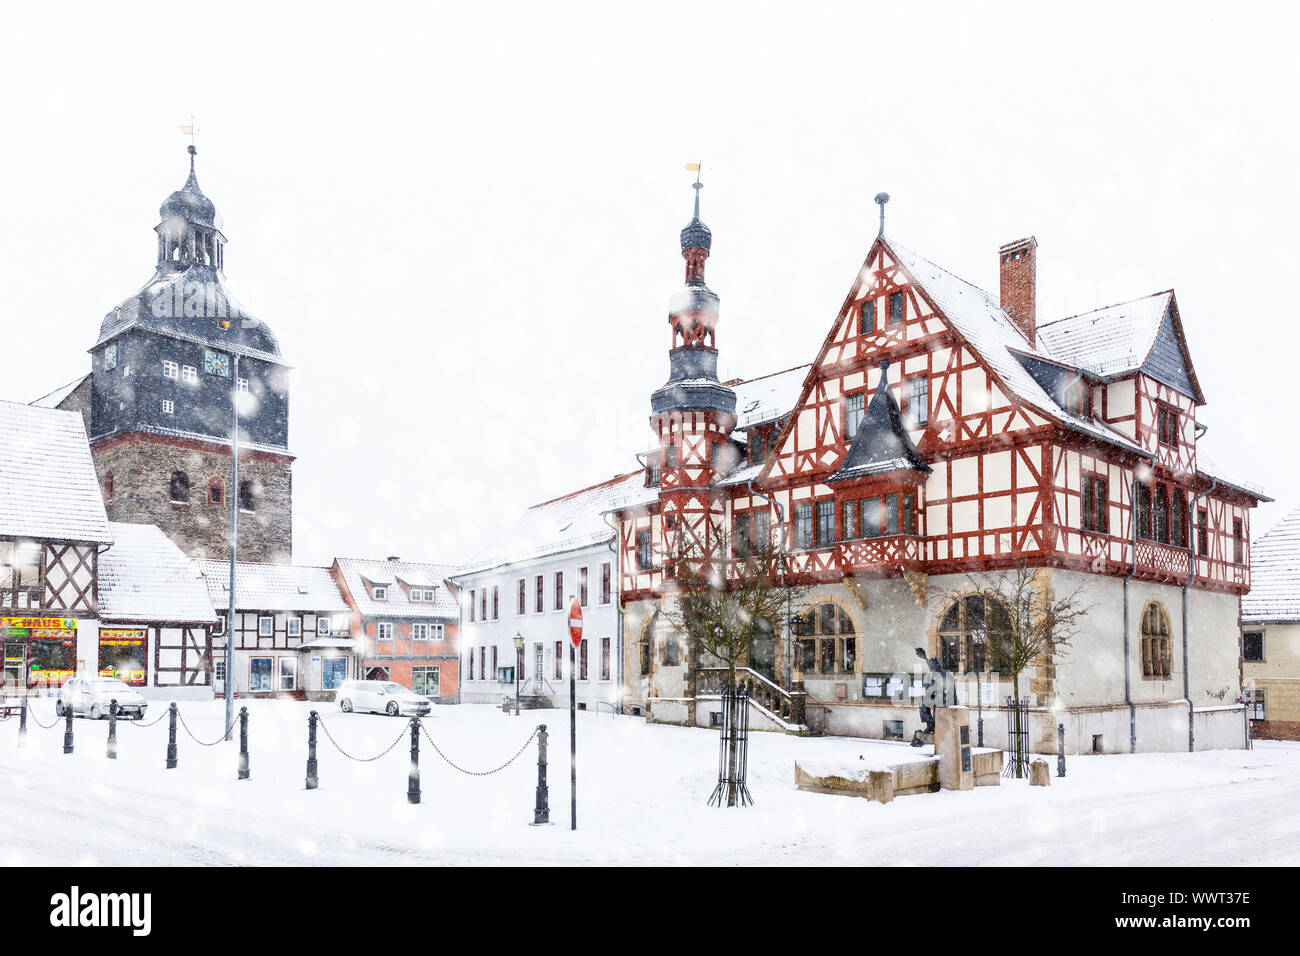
[67,146,293,564]
[650,176,736,573]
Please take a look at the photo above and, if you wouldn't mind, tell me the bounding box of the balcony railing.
[1134,540,1192,582]
[837,534,924,575]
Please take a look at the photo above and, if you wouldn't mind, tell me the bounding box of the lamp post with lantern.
[514,632,525,716]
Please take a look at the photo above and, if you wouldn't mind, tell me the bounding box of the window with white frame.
[431,623,445,640]
[376,622,394,640]
[258,616,273,637]
[316,617,330,636]
[412,666,439,697]
[412,623,429,641]
[162,360,179,379]
[287,617,302,637]
[162,399,174,415]
[214,613,226,636]
[237,378,249,393]
[373,585,387,600]
[181,365,197,383]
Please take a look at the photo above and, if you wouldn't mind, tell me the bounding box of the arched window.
[794,602,856,675]
[169,470,190,504]
[1140,601,1173,679]
[238,480,257,513]
[937,594,1012,675]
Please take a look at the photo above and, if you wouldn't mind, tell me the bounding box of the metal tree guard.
[1003,696,1031,778]
[708,680,753,807]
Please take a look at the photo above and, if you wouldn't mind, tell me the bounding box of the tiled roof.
[889,240,1148,458]
[454,472,644,577]
[731,365,809,429]
[30,374,90,409]
[195,560,350,613]
[99,522,217,623]
[1242,506,1300,623]
[1037,292,1172,378]
[0,401,112,544]
[333,557,458,619]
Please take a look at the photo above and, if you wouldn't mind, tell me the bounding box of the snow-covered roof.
[30,374,90,410]
[98,522,217,623]
[889,241,1149,458]
[1242,506,1300,623]
[1037,292,1171,378]
[195,560,350,613]
[731,365,808,429]
[0,400,113,544]
[455,472,644,577]
[333,557,458,618]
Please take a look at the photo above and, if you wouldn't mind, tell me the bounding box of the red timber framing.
[618,234,1262,612]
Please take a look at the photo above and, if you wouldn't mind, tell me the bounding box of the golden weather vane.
[179,115,199,149]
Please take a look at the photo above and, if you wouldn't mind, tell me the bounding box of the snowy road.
[1,700,1296,866]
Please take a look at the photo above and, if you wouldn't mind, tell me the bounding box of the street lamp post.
[514,632,525,716]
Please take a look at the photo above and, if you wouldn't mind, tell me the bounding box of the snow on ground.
[1,699,1297,867]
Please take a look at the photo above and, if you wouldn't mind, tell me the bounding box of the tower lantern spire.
[680,162,712,285]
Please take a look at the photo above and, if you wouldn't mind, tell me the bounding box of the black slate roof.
[827,366,931,483]
[93,263,283,364]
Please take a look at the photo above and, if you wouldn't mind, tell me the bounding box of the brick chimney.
[999,236,1037,343]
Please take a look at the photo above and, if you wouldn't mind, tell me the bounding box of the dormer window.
[373,585,388,600]
[1065,382,1093,418]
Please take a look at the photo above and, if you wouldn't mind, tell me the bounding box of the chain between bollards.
[407,716,420,805]
[107,699,118,760]
[532,723,550,825]
[238,706,249,780]
[305,710,319,790]
[63,702,74,754]
[165,702,178,769]
[1057,722,1066,777]
[18,695,28,747]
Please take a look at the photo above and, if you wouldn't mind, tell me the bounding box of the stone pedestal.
[935,706,974,791]
[1029,759,1051,787]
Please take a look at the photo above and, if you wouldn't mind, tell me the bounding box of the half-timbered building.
[611,187,1264,754]
[331,557,459,703]
[196,560,352,699]
[97,522,216,699]
[2,401,218,699]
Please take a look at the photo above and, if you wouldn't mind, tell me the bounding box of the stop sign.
[568,598,583,648]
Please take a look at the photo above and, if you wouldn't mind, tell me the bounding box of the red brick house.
[330,556,459,703]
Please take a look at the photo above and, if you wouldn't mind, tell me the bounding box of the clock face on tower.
[204,349,230,377]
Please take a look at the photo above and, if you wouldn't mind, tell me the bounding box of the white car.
[55,677,148,720]
[336,680,431,717]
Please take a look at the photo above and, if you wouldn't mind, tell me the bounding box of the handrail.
[697,666,788,699]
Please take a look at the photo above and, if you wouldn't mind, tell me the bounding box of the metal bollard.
[107,699,118,760]
[305,710,319,789]
[63,702,74,755]
[18,695,27,747]
[407,717,421,805]
[532,724,550,825]
[166,703,178,769]
[238,706,250,780]
[1057,722,1066,777]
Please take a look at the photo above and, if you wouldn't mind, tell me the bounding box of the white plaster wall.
[457,542,621,710]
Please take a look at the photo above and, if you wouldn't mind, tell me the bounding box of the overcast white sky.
[2,1,1297,565]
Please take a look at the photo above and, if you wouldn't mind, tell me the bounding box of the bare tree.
[661,524,804,806]
[963,567,1090,774]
